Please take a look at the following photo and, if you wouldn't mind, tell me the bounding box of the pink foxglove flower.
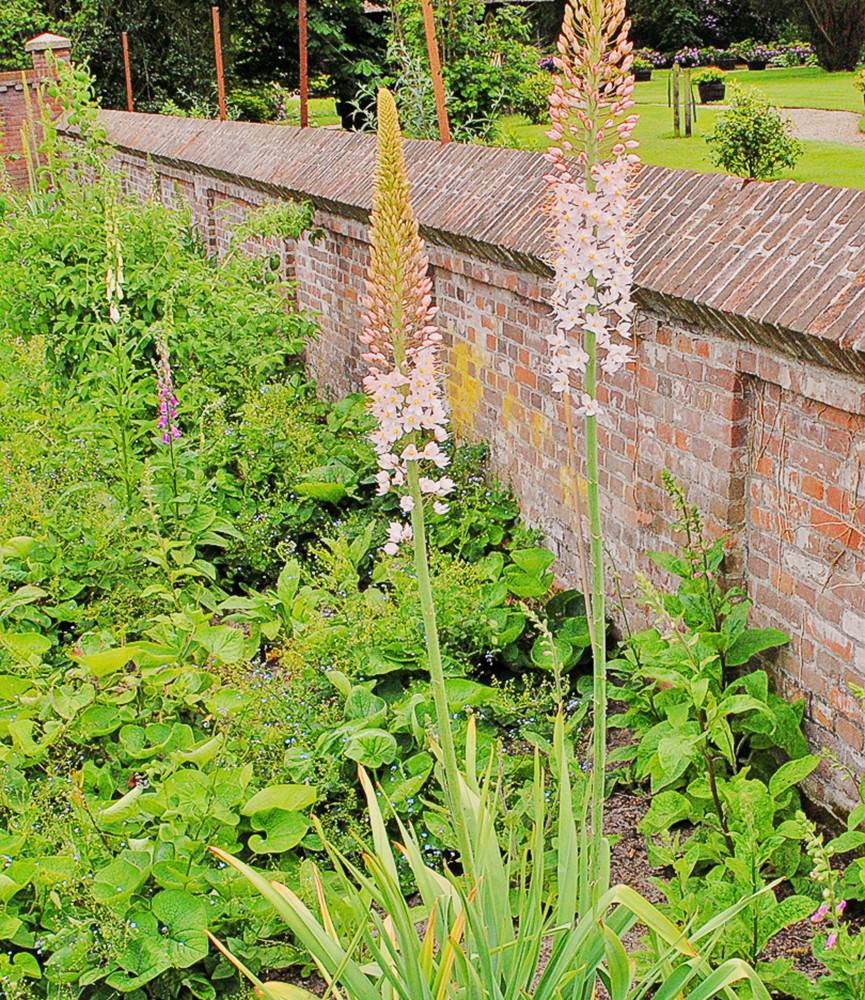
[545,0,640,407]
[155,340,181,445]
[811,903,830,923]
[361,89,453,550]
[825,932,837,950]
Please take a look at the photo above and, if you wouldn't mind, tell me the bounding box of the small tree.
[706,86,803,180]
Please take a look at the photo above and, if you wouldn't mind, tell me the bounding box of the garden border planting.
[67,109,865,816]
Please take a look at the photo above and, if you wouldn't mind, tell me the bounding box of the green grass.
[289,70,865,189]
[502,67,865,189]
[635,65,864,112]
[281,95,341,128]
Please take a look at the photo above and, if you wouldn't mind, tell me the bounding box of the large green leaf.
[344,728,397,768]
[767,754,820,800]
[151,890,209,968]
[344,686,386,722]
[241,784,316,816]
[294,481,347,503]
[248,810,310,854]
[725,628,789,667]
[193,625,246,664]
[74,644,141,678]
[91,852,151,909]
[0,631,51,660]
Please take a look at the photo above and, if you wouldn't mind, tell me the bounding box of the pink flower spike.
[361,89,452,549]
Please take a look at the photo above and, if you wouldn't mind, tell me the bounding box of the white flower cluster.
[363,345,455,555]
[548,157,635,408]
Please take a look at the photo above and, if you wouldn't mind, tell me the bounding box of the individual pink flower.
[826,933,837,950]
[384,521,413,556]
[811,904,829,923]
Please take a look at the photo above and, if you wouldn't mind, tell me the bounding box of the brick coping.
[63,111,865,376]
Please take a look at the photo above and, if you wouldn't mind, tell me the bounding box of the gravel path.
[783,107,865,146]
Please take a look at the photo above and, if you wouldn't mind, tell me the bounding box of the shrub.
[692,66,725,84]
[706,86,803,180]
[229,86,273,122]
[513,69,553,123]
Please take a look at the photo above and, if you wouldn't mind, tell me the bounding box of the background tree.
[627,0,791,53]
[801,0,865,71]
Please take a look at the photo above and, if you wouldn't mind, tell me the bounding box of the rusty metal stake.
[419,0,450,143]
[212,6,227,120]
[298,0,309,127]
[122,31,134,111]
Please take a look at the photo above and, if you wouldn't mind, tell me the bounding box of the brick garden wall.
[0,34,70,188]
[61,112,865,816]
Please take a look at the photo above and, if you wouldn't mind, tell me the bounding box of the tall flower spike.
[545,0,640,408]
[105,194,124,324]
[155,339,181,445]
[545,0,640,906]
[362,88,453,552]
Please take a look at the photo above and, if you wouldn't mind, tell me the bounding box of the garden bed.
[2,72,865,1000]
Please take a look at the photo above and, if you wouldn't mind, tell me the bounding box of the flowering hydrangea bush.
[673,46,700,67]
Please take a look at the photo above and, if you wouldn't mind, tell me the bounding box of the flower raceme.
[155,340,181,445]
[545,0,639,409]
[361,88,453,552]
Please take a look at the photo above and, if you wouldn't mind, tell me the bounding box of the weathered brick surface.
[0,34,70,188]
[57,113,865,817]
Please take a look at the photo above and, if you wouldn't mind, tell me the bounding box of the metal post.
[122,32,134,112]
[419,0,450,143]
[298,0,309,127]
[211,6,227,121]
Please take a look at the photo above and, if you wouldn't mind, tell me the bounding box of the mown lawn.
[292,68,865,189]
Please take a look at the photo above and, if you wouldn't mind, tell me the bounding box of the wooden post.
[672,63,680,138]
[683,68,692,136]
[121,31,134,112]
[298,0,309,127]
[419,0,450,144]
[211,6,227,121]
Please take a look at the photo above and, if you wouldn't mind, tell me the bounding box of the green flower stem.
[584,328,607,901]
[406,460,471,872]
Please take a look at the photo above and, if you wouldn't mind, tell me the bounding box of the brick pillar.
[25,32,71,78]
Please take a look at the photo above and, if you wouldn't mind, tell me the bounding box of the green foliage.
[229,86,273,123]
[373,0,538,141]
[0,0,43,69]
[212,718,773,1000]
[693,66,726,84]
[513,70,553,125]
[610,474,817,985]
[801,812,865,999]
[0,75,595,995]
[706,84,804,179]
